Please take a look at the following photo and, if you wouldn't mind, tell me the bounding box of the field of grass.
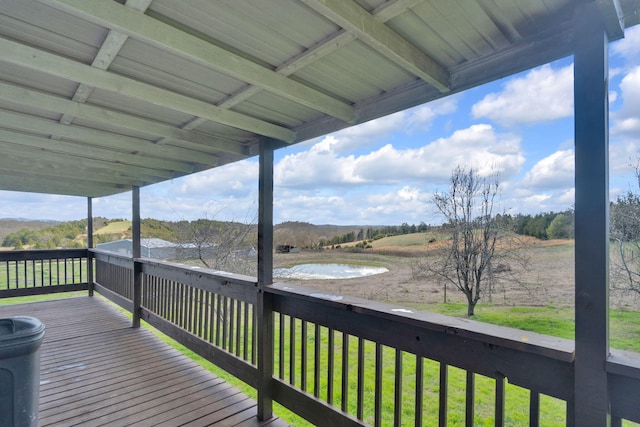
[94,220,131,235]
[4,292,637,426]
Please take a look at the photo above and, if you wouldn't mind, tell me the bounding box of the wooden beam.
[597,0,626,40]
[574,3,611,426]
[0,152,148,187]
[0,110,211,170]
[87,196,94,296]
[299,0,450,92]
[217,0,425,111]
[0,82,249,156]
[0,128,185,176]
[257,138,275,420]
[0,37,295,142]
[296,21,575,143]
[41,0,356,123]
[132,186,142,329]
[0,171,127,197]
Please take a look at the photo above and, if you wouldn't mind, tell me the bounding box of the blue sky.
[2,27,640,226]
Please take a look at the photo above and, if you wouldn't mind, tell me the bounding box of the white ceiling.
[0,0,638,197]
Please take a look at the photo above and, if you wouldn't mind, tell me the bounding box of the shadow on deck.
[1,297,289,427]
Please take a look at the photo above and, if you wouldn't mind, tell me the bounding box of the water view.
[274,263,388,280]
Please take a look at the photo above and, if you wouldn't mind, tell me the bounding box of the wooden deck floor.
[1,296,290,427]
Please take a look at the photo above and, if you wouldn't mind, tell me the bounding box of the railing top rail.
[138,257,258,287]
[608,349,640,379]
[0,248,88,261]
[267,282,575,363]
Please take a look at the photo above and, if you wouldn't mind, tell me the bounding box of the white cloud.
[471,64,574,126]
[178,160,258,197]
[522,149,574,189]
[612,25,640,61]
[275,124,524,191]
[612,66,640,138]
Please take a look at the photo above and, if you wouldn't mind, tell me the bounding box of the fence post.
[257,139,275,420]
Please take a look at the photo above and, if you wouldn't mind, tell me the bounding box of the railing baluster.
[301,320,308,391]
[341,332,349,412]
[357,337,364,420]
[252,305,257,365]
[229,295,236,351]
[215,293,222,346]
[374,343,383,427]
[243,301,249,361]
[415,355,423,427]
[314,323,321,398]
[327,328,335,405]
[495,374,505,427]
[236,300,242,356]
[279,312,285,380]
[529,391,540,427]
[439,363,448,427]
[394,349,403,427]
[466,371,475,427]
[222,296,229,350]
[289,315,296,385]
[198,288,205,338]
[208,292,215,343]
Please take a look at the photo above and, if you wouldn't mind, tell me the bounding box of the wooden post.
[87,197,94,297]
[132,186,142,329]
[574,3,610,425]
[257,138,275,420]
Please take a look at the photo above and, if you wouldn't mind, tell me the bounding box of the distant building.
[96,238,183,260]
[276,245,300,254]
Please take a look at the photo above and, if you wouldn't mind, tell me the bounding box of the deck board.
[0,296,290,427]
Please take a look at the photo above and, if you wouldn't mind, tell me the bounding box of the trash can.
[0,316,45,427]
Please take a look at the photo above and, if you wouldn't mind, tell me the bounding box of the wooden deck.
[1,297,290,427]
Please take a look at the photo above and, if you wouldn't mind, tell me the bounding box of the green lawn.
[2,293,638,426]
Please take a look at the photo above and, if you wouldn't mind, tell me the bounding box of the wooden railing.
[0,249,89,297]
[16,250,640,426]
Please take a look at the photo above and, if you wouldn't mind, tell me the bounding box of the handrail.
[51,253,640,426]
[0,248,89,297]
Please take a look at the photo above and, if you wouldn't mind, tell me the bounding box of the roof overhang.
[0,0,638,197]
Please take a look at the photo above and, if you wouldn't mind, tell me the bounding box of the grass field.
[94,220,131,235]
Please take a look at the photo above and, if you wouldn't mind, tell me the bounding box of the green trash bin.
[0,316,45,427]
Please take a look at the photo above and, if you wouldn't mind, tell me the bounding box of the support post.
[132,186,142,329]
[574,4,610,426]
[87,197,94,297]
[257,138,275,420]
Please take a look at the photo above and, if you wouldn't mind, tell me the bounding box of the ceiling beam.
[0,152,147,188]
[0,37,295,143]
[296,21,576,142]
[596,0,625,40]
[59,0,153,125]
[0,127,190,174]
[299,0,450,92]
[0,82,249,157]
[0,140,167,183]
[217,0,426,112]
[0,171,128,198]
[40,0,356,124]
[0,110,216,167]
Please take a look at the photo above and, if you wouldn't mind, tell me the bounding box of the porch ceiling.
[0,0,638,198]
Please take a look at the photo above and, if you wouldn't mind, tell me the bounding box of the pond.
[273,263,388,280]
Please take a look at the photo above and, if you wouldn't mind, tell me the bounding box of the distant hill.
[1,217,394,250]
[0,219,59,244]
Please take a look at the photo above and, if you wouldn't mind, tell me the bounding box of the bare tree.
[431,166,500,316]
[177,211,257,276]
[610,163,640,301]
